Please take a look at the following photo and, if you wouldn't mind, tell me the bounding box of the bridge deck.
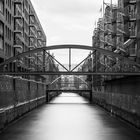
[47,89,91,92]
[0,71,140,75]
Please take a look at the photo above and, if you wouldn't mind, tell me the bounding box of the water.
[0,93,140,140]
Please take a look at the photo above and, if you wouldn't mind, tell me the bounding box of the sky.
[30,0,117,69]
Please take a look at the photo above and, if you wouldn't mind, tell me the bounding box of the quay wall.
[92,76,140,128]
[0,76,47,131]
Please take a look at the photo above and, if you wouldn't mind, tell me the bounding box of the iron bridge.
[47,89,91,93]
[0,44,140,75]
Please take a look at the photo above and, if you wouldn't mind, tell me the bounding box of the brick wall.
[92,76,140,128]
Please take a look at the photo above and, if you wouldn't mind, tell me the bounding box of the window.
[5,26,7,38]
[0,21,4,49]
[129,43,137,57]
[0,36,3,49]
[8,11,9,23]
[7,28,9,39]
[5,43,11,57]
[0,0,4,14]
[6,9,7,21]
[10,0,11,9]
[0,21,4,36]
[24,0,29,10]
[8,0,10,7]
[10,30,11,40]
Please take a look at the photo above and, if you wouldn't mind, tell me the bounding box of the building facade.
[92,0,140,73]
[13,0,47,73]
[0,0,59,83]
[0,0,46,64]
[80,0,140,91]
[0,0,13,63]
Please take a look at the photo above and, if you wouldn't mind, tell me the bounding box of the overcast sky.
[30,0,117,68]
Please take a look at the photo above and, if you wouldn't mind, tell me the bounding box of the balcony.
[14,15,22,19]
[29,35,35,39]
[104,30,108,36]
[104,41,114,47]
[124,26,130,36]
[14,29,22,35]
[114,49,121,53]
[37,54,43,58]
[129,0,136,4]
[117,27,125,34]
[111,19,117,25]
[16,34,24,43]
[123,9,136,22]
[16,18,23,27]
[28,67,35,71]
[123,39,134,48]
[29,13,35,17]
[30,28,37,38]
[14,44,22,49]
[0,29,3,36]
[129,12,136,21]
[129,30,136,39]
[129,48,137,57]
[29,46,35,49]
[14,45,23,53]
[26,56,35,60]
[14,0,22,5]
[13,59,23,67]
[118,8,125,16]
[37,38,43,42]
[24,4,29,12]
[29,24,36,28]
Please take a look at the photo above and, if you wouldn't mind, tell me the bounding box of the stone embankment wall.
[0,76,47,131]
[92,76,140,128]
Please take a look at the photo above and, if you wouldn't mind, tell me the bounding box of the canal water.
[0,93,140,140]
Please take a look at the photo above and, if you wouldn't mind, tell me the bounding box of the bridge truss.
[0,44,140,76]
[0,44,140,96]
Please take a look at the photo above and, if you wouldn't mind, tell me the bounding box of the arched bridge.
[0,44,140,76]
[47,75,91,94]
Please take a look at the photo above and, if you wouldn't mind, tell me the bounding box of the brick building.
[0,0,59,82]
[91,0,140,74]
[86,0,140,90]
[0,0,46,66]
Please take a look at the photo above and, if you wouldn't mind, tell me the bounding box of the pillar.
[89,90,93,103]
[89,83,93,103]
[136,0,140,63]
[46,85,49,103]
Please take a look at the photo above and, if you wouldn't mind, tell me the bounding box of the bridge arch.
[50,75,89,87]
[0,44,140,68]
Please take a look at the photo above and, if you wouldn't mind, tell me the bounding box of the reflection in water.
[0,93,140,140]
[50,93,88,104]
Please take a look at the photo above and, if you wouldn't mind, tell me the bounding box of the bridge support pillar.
[46,91,49,103]
[46,85,49,103]
[89,90,93,103]
[89,81,93,103]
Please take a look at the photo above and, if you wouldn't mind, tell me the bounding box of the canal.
[0,93,140,140]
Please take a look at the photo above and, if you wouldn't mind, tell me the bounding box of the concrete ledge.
[93,97,140,129]
[0,97,46,132]
[0,111,6,130]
